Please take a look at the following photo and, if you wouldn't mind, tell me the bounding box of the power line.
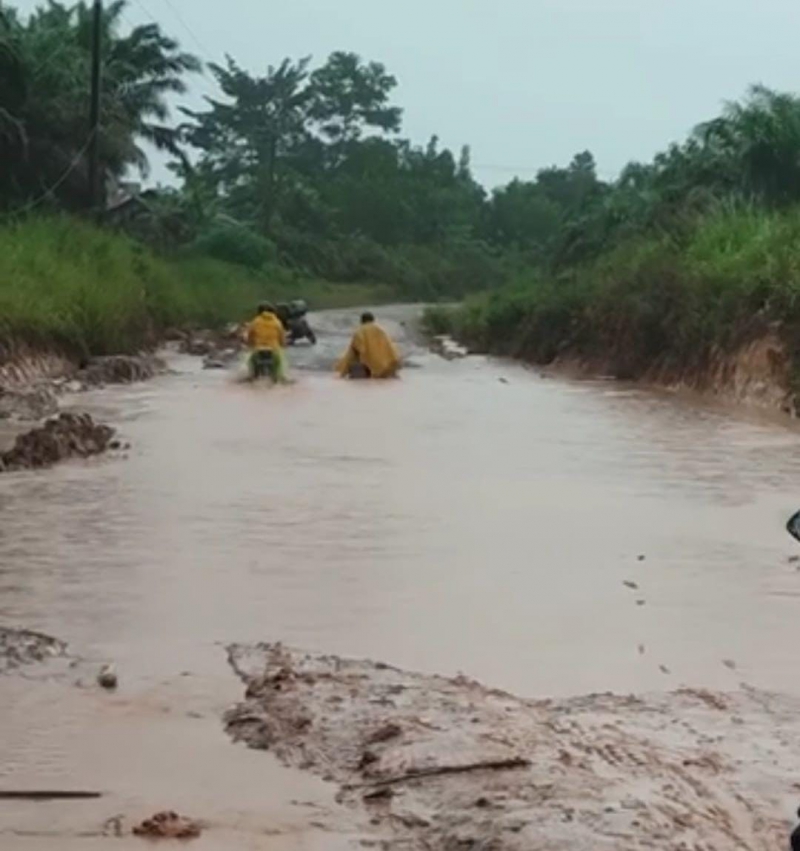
[130,0,217,84]
[160,0,214,62]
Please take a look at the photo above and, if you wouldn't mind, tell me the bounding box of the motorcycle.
[277,301,317,346]
[249,349,278,382]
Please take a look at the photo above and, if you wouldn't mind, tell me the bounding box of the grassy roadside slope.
[0,217,392,360]
[425,205,800,398]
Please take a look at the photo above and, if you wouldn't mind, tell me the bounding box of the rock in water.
[133,811,202,839]
[97,663,118,690]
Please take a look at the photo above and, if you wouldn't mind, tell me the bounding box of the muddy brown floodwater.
[2,305,800,848]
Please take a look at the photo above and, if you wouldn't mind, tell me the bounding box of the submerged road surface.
[2,305,800,848]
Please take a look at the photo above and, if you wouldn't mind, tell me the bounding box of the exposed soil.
[0,385,60,421]
[226,643,796,850]
[0,627,66,673]
[76,354,165,387]
[546,330,796,416]
[0,412,115,472]
[0,351,165,425]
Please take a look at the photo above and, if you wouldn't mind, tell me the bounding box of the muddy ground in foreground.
[227,643,798,850]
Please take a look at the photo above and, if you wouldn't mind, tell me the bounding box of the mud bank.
[0,349,165,423]
[226,643,795,850]
[549,329,796,416]
[0,413,115,472]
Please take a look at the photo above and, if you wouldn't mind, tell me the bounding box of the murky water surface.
[3,306,800,847]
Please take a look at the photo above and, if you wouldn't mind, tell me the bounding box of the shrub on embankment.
[427,205,800,389]
[0,217,390,360]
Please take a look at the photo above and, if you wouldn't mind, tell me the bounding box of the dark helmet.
[360,311,375,324]
[258,302,275,315]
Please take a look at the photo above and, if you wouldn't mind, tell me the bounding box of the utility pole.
[87,0,103,211]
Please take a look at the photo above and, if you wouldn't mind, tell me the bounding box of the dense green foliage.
[5,0,800,369]
[426,86,800,390]
[0,217,386,356]
[428,205,800,372]
[0,0,199,209]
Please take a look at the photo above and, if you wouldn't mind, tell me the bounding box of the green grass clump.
[0,217,393,359]
[443,204,800,379]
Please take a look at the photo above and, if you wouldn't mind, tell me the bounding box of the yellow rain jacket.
[246,311,286,351]
[337,321,401,379]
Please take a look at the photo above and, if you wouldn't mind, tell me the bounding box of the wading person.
[337,312,401,379]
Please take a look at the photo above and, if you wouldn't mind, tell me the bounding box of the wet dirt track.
[2,305,800,848]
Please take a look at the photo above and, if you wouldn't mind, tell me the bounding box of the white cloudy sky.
[15,0,800,187]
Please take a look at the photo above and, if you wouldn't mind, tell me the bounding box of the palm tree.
[696,85,800,207]
[0,0,200,211]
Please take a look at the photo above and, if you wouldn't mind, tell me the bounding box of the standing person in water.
[245,302,288,382]
[337,312,401,379]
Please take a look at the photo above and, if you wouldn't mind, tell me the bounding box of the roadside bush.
[189,222,276,269]
[443,205,800,377]
[0,217,394,359]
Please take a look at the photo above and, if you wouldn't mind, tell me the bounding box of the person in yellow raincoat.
[337,312,401,379]
[245,303,288,382]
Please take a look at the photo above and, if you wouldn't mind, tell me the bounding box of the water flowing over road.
[2,305,800,848]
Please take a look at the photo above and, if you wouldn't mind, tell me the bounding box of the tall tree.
[181,51,403,233]
[181,56,313,232]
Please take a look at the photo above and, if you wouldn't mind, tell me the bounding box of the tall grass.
[431,204,800,379]
[0,217,392,358]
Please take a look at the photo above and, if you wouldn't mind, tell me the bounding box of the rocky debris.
[178,325,245,368]
[0,385,59,421]
[180,330,221,357]
[203,348,239,370]
[183,337,215,357]
[226,643,795,850]
[429,335,468,361]
[132,811,202,840]
[0,627,66,672]
[97,663,118,690]
[0,413,115,472]
[77,354,165,387]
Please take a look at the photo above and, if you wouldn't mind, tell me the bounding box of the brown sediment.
[0,627,66,672]
[546,328,797,416]
[132,811,203,839]
[226,643,794,850]
[76,354,165,387]
[0,412,115,472]
[0,346,166,427]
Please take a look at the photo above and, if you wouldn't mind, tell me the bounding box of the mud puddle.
[3,305,800,846]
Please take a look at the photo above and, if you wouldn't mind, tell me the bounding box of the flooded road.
[2,305,800,847]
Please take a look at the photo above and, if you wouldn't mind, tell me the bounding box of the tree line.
[3,1,800,299]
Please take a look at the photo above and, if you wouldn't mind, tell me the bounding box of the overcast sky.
[16,0,800,187]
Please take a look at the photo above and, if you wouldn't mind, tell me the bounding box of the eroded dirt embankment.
[0,348,165,424]
[226,643,795,850]
[550,329,796,416]
[0,345,167,468]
